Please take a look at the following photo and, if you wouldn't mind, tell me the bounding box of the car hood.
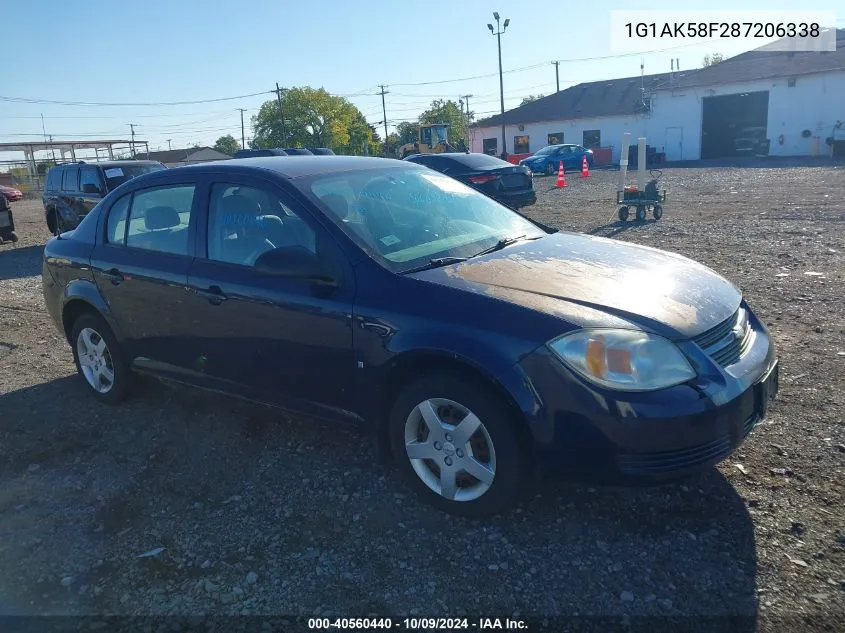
[410,232,742,339]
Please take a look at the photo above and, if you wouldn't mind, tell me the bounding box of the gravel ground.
[0,165,843,631]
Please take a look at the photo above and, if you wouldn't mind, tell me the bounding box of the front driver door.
[184,174,357,423]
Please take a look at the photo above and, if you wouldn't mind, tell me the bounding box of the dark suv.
[43,160,165,235]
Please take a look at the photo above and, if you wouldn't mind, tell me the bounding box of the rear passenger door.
[89,178,202,374]
[184,174,357,421]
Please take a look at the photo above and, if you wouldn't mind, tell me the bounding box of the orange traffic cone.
[581,154,590,178]
[556,161,566,188]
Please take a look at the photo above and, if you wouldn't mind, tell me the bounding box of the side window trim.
[103,191,135,246]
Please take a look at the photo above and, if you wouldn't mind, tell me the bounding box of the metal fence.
[0,160,44,198]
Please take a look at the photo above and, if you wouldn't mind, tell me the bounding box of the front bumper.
[517,305,779,479]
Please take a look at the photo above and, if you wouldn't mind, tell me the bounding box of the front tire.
[389,371,525,518]
[70,313,130,404]
[544,162,555,176]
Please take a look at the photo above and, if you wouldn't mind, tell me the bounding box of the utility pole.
[378,85,389,156]
[166,139,172,151]
[487,13,510,159]
[460,94,473,149]
[551,60,560,92]
[274,83,287,146]
[237,108,247,149]
[129,123,137,157]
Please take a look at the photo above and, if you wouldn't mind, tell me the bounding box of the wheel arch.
[380,349,536,454]
[60,280,120,344]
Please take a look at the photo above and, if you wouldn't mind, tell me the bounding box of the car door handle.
[102,268,124,285]
[196,285,227,305]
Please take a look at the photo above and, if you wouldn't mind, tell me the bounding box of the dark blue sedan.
[42,156,778,517]
[519,144,594,175]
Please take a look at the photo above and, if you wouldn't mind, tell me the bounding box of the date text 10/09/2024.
[308,618,528,630]
[624,22,821,39]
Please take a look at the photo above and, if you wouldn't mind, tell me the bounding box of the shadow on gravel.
[0,244,44,281]
[587,219,657,239]
[1,376,759,624]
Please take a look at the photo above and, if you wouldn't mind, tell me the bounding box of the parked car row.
[233,147,335,158]
[42,154,778,517]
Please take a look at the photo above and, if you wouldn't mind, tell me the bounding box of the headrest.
[321,194,349,219]
[144,206,180,230]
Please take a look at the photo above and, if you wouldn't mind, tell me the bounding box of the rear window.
[46,167,62,190]
[102,163,166,191]
[446,153,512,170]
[62,167,79,191]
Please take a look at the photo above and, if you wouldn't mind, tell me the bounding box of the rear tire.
[46,210,57,235]
[636,206,646,221]
[653,204,663,220]
[618,206,629,222]
[70,313,130,404]
[388,371,525,518]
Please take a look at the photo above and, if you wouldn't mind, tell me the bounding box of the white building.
[471,30,845,162]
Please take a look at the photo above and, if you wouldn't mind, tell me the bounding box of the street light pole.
[488,13,509,160]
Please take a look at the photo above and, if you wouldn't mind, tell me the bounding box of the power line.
[0,90,273,107]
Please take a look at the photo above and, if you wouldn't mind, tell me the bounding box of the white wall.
[471,114,652,163]
[473,69,845,162]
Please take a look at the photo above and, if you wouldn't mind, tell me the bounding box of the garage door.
[701,91,769,160]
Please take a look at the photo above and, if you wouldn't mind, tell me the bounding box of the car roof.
[165,155,416,179]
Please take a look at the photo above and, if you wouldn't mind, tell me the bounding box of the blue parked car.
[519,144,594,175]
[41,156,778,518]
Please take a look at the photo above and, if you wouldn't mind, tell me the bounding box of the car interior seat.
[214,195,275,265]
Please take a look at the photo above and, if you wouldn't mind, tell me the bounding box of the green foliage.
[37,160,56,176]
[702,53,724,67]
[520,94,545,106]
[417,99,471,146]
[251,86,376,155]
[213,134,240,156]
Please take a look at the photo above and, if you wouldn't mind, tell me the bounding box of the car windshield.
[104,164,166,191]
[308,167,546,272]
[533,146,557,156]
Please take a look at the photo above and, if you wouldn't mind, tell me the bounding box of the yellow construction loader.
[399,123,460,159]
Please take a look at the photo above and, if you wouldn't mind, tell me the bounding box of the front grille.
[692,308,754,368]
[617,413,758,475]
[500,174,529,188]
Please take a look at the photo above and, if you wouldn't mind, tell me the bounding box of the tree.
[417,99,472,148]
[702,53,724,67]
[250,86,376,155]
[213,134,240,156]
[520,94,545,106]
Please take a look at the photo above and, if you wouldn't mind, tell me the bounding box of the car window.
[80,167,102,193]
[103,163,166,192]
[309,167,545,272]
[62,167,79,192]
[125,185,195,255]
[106,194,132,244]
[207,183,316,267]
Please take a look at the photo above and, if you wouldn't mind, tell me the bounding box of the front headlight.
[548,329,696,391]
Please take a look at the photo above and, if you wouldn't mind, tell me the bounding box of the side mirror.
[82,183,102,195]
[253,247,337,287]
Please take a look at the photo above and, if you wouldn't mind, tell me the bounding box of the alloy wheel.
[76,327,115,394]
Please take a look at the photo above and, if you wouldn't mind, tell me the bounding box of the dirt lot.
[1,165,843,630]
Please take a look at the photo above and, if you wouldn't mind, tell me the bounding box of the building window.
[583,130,601,148]
[547,132,564,145]
[513,135,530,153]
[787,78,796,87]
[482,137,498,155]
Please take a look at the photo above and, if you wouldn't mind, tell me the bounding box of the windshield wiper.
[468,234,541,259]
[401,256,469,274]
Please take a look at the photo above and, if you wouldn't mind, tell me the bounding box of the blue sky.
[1,0,841,159]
